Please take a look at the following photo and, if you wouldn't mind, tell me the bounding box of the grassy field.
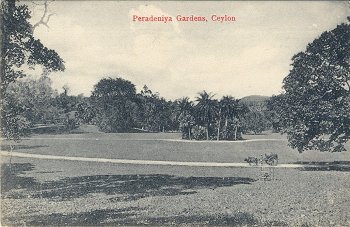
[1,125,350,164]
[1,126,350,226]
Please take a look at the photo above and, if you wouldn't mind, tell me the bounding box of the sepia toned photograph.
[1,0,350,226]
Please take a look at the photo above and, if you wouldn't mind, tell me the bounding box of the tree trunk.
[223,116,228,139]
[217,109,222,141]
[216,122,220,141]
[188,124,191,140]
[234,125,238,140]
[206,122,209,140]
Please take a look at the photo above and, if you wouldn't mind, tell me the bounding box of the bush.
[191,125,207,140]
[220,121,243,140]
[64,118,79,130]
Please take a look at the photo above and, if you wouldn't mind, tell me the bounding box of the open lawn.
[1,125,350,164]
[1,126,350,226]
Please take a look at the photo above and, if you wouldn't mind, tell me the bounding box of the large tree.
[0,0,65,140]
[138,85,163,132]
[241,110,271,135]
[91,77,137,132]
[279,22,350,152]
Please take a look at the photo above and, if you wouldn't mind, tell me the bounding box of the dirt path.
[0,151,328,168]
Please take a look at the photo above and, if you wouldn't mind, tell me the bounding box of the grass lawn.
[1,126,350,164]
[1,126,350,226]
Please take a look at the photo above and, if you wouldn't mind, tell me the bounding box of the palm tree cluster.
[175,91,248,141]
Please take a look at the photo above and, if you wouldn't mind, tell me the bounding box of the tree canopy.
[276,22,350,152]
[91,77,137,132]
[1,0,65,140]
[1,0,64,90]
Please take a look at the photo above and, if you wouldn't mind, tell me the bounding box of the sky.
[26,1,350,100]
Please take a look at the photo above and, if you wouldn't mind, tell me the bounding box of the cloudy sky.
[28,1,349,100]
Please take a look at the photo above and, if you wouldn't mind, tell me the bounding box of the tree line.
[88,78,272,140]
[4,75,274,140]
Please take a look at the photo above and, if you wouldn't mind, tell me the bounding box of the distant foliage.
[5,76,60,125]
[2,76,81,136]
[175,97,195,139]
[215,96,248,140]
[219,118,243,140]
[88,80,260,140]
[91,77,137,132]
[137,86,175,132]
[241,110,272,134]
[174,92,248,140]
[90,79,178,133]
[273,23,350,152]
[195,91,217,140]
[238,97,273,135]
[63,117,79,131]
[191,125,207,140]
[76,99,96,124]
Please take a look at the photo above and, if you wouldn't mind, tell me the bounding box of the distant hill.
[239,95,270,106]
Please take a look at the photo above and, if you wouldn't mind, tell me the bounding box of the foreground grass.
[1,128,350,226]
[1,156,350,226]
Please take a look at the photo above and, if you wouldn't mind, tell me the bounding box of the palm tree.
[233,101,249,140]
[220,96,239,140]
[175,97,195,139]
[195,91,216,140]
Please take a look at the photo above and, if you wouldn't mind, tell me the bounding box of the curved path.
[0,150,319,168]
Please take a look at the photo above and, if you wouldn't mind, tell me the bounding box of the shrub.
[191,125,207,140]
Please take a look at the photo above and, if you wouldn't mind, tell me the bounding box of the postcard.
[1,1,349,226]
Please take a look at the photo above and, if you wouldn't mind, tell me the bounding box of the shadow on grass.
[12,211,286,226]
[1,163,37,193]
[0,145,49,151]
[1,163,256,202]
[4,208,289,226]
[1,163,289,226]
[16,207,144,226]
[294,161,350,172]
